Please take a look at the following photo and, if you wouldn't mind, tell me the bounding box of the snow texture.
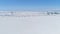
[0,12,60,34]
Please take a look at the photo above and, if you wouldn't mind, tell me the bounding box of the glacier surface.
[0,12,60,34]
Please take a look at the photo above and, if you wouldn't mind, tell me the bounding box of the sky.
[0,0,59,11]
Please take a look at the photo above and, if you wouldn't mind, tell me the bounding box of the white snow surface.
[0,12,60,34]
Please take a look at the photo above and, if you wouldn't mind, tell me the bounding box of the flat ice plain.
[0,12,60,34]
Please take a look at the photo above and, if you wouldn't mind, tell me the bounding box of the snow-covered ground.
[0,12,60,34]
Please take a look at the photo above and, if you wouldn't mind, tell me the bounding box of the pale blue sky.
[0,0,59,11]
